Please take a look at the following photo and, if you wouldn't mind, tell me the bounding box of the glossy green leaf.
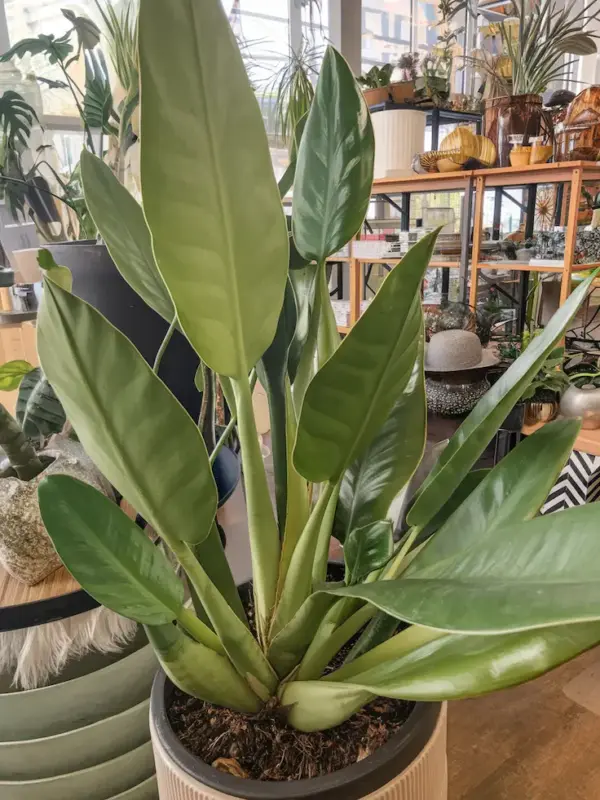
[194,364,204,394]
[38,248,72,292]
[37,276,217,545]
[80,150,174,324]
[256,280,298,533]
[18,372,66,442]
[288,264,317,387]
[408,273,597,529]
[294,232,438,483]
[0,360,34,391]
[344,521,393,585]
[325,623,600,703]
[408,419,580,575]
[327,502,600,633]
[139,0,288,377]
[38,475,184,625]
[145,623,261,713]
[292,47,374,263]
[278,113,307,199]
[334,343,426,543]
[416,468,489,544]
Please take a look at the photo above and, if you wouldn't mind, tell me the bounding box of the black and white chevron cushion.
[540,451,600,515]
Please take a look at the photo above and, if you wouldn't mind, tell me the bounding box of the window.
[362,1,412,69]
[4,1,110,117]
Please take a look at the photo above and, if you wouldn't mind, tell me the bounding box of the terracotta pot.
[362,86,390,108]
[390,81,415,103]
[484,94,553,167]
[150,672,448,800]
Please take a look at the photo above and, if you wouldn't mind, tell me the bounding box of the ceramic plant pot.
[0,740,155,800]
[0,698,150,780]
[372,109,427,179]
[560,385,600,429]
[0,642,156,741]
[110,775,158,799]
[524,399,559,425]
[151,672,448,800]
[362,86,390,107]
[0,436,113,585]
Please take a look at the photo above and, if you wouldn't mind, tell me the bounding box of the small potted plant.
[357,64,394,107]
[521,346,570,425]
[34,2,600,799]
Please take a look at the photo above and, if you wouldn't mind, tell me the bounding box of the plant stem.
[0,405,45,481]
[175,606,225,654]
[57,55,96,155]
[153,316,177,374]
[312,482,340,585]
[381,526,423,580]
[232,373,281,644]
[210,414,237,465]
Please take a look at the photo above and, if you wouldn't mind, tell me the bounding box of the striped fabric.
[541,451,600,515]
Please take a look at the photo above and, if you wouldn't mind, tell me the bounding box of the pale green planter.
[111,775,158,799]
[0,741,155,800]
[0,644,156,741]
[0,698,150,780]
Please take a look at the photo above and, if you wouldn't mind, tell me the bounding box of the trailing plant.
[35,0,600,738]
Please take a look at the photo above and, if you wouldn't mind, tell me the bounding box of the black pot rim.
[151,670,442,800]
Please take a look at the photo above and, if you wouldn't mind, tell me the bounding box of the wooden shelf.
[523,420,600,457]
[326,256,351,262]
[337,325,351,334]
[477,261,565,273]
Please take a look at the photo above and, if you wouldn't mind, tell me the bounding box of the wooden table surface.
[523,420,600,456]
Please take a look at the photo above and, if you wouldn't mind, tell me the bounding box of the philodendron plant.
[35,0,600,735]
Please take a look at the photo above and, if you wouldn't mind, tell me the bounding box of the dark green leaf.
[408,273,597,529]
[0,35,72,63]
[327,502,600,633]
[408,419,581,574]
[417,468,489,543]
[62,9,101,50]
[80,151,175,323]
[83,50,116,135]
[294,232,438,483]
[18,371,66,441]
[38,475,184,624]
[139,0,288,378]
[37,276,218,546]
[292,46,374,263]
[344,521,393,585]
[288,265,316,384]
[256,280,297,533]
[334,343,426,543]
[0,360,35,391]
[0,90,38,149]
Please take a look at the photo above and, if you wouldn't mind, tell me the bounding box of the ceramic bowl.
[0,741,154,800]
[0,644,156,742]
[0,698,150,780]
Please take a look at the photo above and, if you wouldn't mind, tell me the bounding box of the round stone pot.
[150,672,447,800]
[560,384,600,429]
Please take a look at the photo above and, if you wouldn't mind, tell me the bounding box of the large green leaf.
[139,0,288,377]
[83,50,116,136]
[37,276,217,545]
[145,623,261,713]
[292,47,374,263]
[325,624,600,701]
[327,502,600,633]
[334,344,426,542]
[294,232,438,483]
[268,592,337,677]
[17,371,66,442]
[38,475,184,625]
[0,360,35,391]
[407,418,581,574]
[408,273,596,528]
[80,151,174,324]
[344,521,393,585]
[256,280,298,533]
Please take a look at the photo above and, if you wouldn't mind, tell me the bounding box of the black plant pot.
[151,670,444,800]
[45,241,239,505]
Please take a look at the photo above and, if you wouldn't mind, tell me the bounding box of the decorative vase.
[426,375,490,416]
[524,399,559,425]
[560,385,600,429]
[150,672,448,800]
[0,436,113,585]
[372,109,427,179]
[484,95,553,167]
[554,87,600,162]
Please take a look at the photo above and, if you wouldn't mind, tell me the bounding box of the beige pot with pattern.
[150,672,447,800]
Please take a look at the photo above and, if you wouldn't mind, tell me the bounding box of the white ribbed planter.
[150,673,447,800]
[372,110,427,180]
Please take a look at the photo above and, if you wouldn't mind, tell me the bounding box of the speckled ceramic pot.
[150,673,447,800]
[0,436,113,584]
[426,375,490,416]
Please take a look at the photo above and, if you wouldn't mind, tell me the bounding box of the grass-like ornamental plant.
[36,0,600,734]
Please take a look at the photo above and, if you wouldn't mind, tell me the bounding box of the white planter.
[372,110,426,179]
